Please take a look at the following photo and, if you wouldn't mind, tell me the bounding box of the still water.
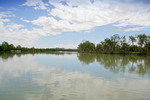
[0,52,150,100]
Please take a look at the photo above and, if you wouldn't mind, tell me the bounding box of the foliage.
[137,34,147,47]
[78,41,95,52]
[0,33,150,55]
[78,34,150,55]
[0,41,77,53]
[1,41,9,51]
[129,35,136,46]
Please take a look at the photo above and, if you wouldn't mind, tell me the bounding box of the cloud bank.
[0,0,150,47]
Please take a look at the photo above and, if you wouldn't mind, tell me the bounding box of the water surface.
[0,52,150,100]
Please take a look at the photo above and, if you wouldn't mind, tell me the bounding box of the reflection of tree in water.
[96,54,124,73]
[0,53,15,60]
[1,52,150,76]
[16,53,22,57]
[0,52,75,60]
[130,56,150,76]
[77,53,96,64]
[78,53,150,76]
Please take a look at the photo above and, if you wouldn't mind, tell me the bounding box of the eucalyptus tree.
[16,45,22,50]
[120,36,129,54]
[1,41,9,51]
[103,38,112,51]
[9,44,15,50]
[110,34,120,52]
[78,41,95,52]
[0,45,2,51]
[145,35,150,52]
[129,35,136,46]
[137,34,148,52]
[137,34,147,47]
[96,43,103,52]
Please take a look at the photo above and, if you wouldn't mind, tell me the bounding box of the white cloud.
[124,27,149,32]
[48,0,150,31]
[1,0,150,47]
[52,44,77,49]
[0,16,42,46]
[22,0,48,10]
[20,18,31,23]
[0,12,60,47]
[6,23,24,30]
[0,11,15,18]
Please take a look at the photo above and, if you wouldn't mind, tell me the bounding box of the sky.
[0,0,150,48]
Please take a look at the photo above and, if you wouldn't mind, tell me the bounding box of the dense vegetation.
[0,41,77,53]
[1,33,150,55]
[78,34,150,55]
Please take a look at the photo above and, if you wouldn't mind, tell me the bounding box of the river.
[0,52,150,100]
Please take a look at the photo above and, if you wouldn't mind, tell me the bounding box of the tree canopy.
[78,34,150,55]
[78,41,95,52]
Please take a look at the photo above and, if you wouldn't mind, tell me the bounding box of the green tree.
[1,41,9,51]
[78,41,95,52]
[103,38,112,51]
[137,34,147,47]
[145,35,150,52]
[0,45,2,51]
[9,44,15,50]
[16,45,21,50]
[120,36,129,54]
[129,35,136,46]
[110,34,120,52]
[96,43,103,52]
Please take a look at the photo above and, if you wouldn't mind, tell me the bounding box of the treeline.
[78,34,150,55]
[0,41,77,53]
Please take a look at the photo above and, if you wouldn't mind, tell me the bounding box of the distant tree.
[31,47,35,50]
[146,42,150,52]
[145,35,150,52]
[120,36,126,45]
[101,34,120,52]
[121,43,129,54]
[78,41,95,52]
[148,35,150,41]
[9,44,15,50]
[0,45,2,51]
[1,41,9,51]
[120,36,129,54]
[103,38,112,51]
[129,35,136,46]
[137,34,147,47]
[16,45,21,50]
[110,34,120,51]
[96,43,103,52]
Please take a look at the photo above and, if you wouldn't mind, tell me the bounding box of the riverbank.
[78,51,150,56]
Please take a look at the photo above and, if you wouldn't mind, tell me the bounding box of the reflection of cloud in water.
[33,69,150,100]
[0,54,150,100]
[34,69,150,100]
[0,55,39,79]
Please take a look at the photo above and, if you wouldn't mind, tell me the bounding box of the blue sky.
[0,0,150,48]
